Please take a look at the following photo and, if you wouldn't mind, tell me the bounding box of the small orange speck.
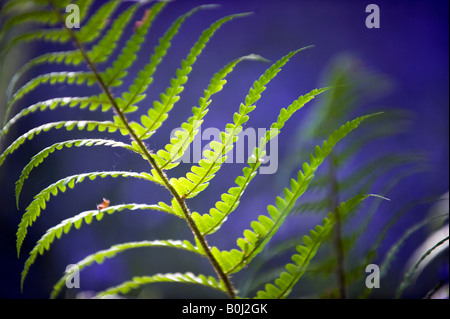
[134,9,151,32]
[97,198,110,211]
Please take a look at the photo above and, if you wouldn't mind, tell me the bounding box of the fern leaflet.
[212,114,380,274]
[16,171,155,257]
[95,272,226,298]
[193,87,329,235]
[15,139,136,208]
[0,120,125,168]
[50,239,203,298]
[174,48,311,200]
[138,12,252,140]
[0,95,113,137]
[254,194,380,298]
[154,54,267,171]
[21,203,170,291]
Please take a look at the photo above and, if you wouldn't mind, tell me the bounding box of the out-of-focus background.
[0,0,448,298]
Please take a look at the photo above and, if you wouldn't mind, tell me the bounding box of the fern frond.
[101,2,166,88]
[0,120,123,168]
[334,115,411,167]
[395,236,449,298]
[359,206,448,298]
[20,203,170,291]
[16,171,154,257]
[74,0,94,20]
[1,29,69,60]
[50,239,203,298]
[292,199,329,215]
[5,51,82,101]
[4,71,96,124]
[293,162,416,218]
[6,3,138,100]
[0,0,79,38]
[73,0,119,43]
[1,0,90,14]
[254,194,376,299]
[95,272,226,298]
[87,3,138,64]
[15,139,136,208]
[0,0,115,63]
[138,12,252,140]
[0,10,58,38]
[379,214,449,280]
[1,0,46,15]
[155,54,266,170]
[193,87,328,235]
[352,166,429,247]
[0,95,112,137]
[213,114,379,275]
[175,48,310,200]
[115,4,216,120]
[338,154,425,192]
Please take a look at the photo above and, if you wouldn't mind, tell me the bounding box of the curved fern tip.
[368,111,385,118]
[245,54,270,63]
[297,45,315,52]
[368,194,391,201]
[232,12,254,19]
[197,4,222,11]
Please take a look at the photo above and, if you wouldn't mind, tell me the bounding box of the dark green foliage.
[240,54,447,299]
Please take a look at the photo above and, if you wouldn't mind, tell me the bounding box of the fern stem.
[329,152,347,299]
[50,1,236,299]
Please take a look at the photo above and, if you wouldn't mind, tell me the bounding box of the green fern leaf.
[88,3,138,64]
[101,2,166,88]
[360,210,448,299]
[116,4,216,117]
[396,235,449,298]
[254,217,334,299]
[193,87,328,235]
[6,3,138,100]
[339,154,425,193]
[0,0,115,63]
[0,95,112,137]
[4,72,97,124]
[1,0,47,16]
[95,272,226,298]
[5,51,83,102]
[380,214,448,280]
[0,10,58,38]
[15,139,136,208]
[20,203,170,291]
[0,120,123,168]
[16,171,154,257]
[176,48,311,200]
[74,0,94,20]
[213,114,379,275]
[155,54,267,171]
[50,239,203,298]
[0,29,70,65]
[138,12,252,139]
[254,194,380,299]
[73,0,119,43]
